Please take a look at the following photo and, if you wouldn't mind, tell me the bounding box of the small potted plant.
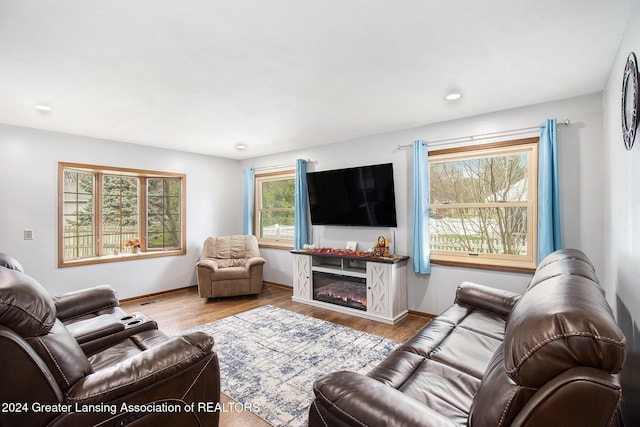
[125,238,141,254]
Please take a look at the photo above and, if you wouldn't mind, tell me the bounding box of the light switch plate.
[24,229,33,240]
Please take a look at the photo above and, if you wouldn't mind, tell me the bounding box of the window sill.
[59,249,185,268]
[430,258,536,274]
[258,242,294,250]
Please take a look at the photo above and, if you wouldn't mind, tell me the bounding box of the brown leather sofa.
[0,257,221,427]
[309,249,627,427]
[197,235,266,298]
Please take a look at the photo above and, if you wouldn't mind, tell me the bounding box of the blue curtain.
[538,119,562,262]
[242,167,255,235]
[412,140,431,274]
[294,159,309,250]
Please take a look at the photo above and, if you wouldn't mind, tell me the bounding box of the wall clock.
[622,52,639,150]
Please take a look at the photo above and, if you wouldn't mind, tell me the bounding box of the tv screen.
[307,163,398,227]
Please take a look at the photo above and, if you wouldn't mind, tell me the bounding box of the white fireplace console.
[291,250,409,324]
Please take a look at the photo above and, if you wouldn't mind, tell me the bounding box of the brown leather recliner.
[309,249,627,426]
[197,235,266,298]
[0,265,221,427]
[0,252,158,355]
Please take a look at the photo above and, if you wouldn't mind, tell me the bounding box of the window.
[254,170,295,248]
[428,138,538,271]
[59,163,186,267]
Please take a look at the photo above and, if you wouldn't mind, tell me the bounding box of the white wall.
[0,123,242,299]
[243,92,605,315]
[602,0,640,422]
[0,91,606,316]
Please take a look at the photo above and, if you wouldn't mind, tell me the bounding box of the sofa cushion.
[398,359,481,425]
[368,350,426,388]
[534,248,593,270]
[504,275,626,388]
[527,258,599,291]
[468,343,536,427]
[0,268,56,336]
[399,306,505,379]
[88,329,170,371]
[26,319,93,391]
[430,326,502,379]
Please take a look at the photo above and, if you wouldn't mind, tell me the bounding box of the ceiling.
[0,1,633,160]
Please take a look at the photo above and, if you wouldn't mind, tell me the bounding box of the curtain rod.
[247,159,312,173]
[396,119,571,150]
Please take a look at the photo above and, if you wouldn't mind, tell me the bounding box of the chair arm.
[455,281,521,317]
[247,257,266,268]
[511,367,623,427]
[196,259,219,272]
[54,285,120,321]
[66,332,215,404]
[311,371,458,427]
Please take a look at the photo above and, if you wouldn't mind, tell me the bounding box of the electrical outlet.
[24,229,33,240]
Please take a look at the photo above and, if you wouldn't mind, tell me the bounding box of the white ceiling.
[0,1,633,159]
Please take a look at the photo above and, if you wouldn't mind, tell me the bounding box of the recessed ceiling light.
[235,143,247,150]
[445,93,462,101]
[35,104,53,111]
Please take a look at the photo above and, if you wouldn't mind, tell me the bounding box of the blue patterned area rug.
[181,305,399,427]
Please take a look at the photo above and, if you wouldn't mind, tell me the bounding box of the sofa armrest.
[247,257,266,268]
[66,332,216,404]
[455,281,521,317]
[311,371,458,427]
[196,259,219,272]
[54,285,120,321]
[511,367,623,427]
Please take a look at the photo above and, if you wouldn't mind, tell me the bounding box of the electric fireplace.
[313,271,367,311]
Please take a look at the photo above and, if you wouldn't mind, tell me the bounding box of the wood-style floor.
[120,283,431,427]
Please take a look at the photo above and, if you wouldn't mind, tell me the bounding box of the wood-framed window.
[428,137,539,272]
[254,170,295,249]
[58,162,186,267]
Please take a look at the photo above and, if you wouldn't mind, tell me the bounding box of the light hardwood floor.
[120,283,431,426]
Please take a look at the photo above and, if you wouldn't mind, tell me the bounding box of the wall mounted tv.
[307,163,398,227]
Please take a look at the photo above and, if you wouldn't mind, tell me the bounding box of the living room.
[1,1,639,426]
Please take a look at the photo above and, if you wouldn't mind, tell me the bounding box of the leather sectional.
[309,249,627,426]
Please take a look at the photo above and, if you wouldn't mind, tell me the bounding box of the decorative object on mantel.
[622,51,639,150]
[298,246,404,261]
[374,235,390,257]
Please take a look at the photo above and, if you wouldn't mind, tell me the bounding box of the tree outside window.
[58,163,185,267]
[428,139,538,270]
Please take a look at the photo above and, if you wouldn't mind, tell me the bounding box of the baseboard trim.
[263,281,293,291]
[408,309,436,319]
[119,285,197,303]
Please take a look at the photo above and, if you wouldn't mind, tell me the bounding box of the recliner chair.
[0,252,157,355]
[0,263,220,427]
[196,235,266,298]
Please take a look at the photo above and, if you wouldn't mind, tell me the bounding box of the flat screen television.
[307,163,398,227]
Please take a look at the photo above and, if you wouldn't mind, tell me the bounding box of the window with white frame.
[428,138,538,271]
[254,170,295,248]
[59,162,186,267]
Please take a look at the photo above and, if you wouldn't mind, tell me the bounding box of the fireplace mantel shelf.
[291,249,409,264]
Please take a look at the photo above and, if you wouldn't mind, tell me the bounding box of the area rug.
[179,305,399,427]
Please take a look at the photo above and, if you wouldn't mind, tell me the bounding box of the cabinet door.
[293,254,312,300]
[366,263,391,318]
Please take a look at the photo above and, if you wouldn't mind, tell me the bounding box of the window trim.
[428,137,539,272]
[58,162,186,267]
[254,169,295,250]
